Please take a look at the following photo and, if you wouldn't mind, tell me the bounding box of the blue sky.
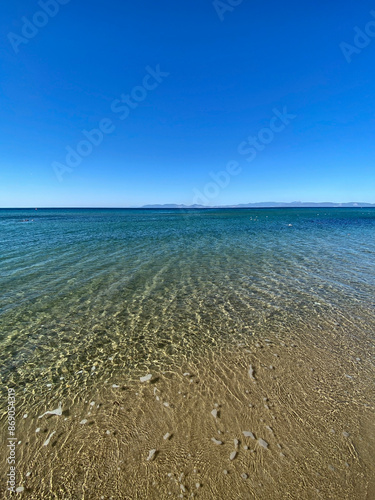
[1,0,374,207]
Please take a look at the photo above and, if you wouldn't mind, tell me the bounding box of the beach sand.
[2,326,374,499]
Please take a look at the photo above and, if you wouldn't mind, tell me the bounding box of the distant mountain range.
[142,202,375,209]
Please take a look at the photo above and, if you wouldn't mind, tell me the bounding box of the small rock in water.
[243,431,255,439]
[39,402,63,419]
[229,451,237,461]
[80,419,88,425]
[180,484,186,492]
[90,401,95,406]
[241,473,248,480]
[16,486,24,493]
[183,372,190,377]
[147,449,157,461]
[342,431,350,438]
[266,426,273,434]
[195,483,201,489]
[248,364,256,381]
[26,472,31,477]
[43,431,56,446]
[223,470,228,475]
[112,384,120,388]
[234,439,239,448]
[243,445,249,450]
[140,374,152,382]
[23,414,28,419]
[211,438,223,445]
[163,433,172,440]
[35,428,40,433]
[257,438,269,449]
[163,402,170,407]
[211,409,218,418]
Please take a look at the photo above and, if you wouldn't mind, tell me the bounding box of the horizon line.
[1,202,375,210]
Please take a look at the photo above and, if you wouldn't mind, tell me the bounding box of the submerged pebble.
[43,431,56,446]
[211,438,223,445]
[163,433,172,440]
[258,438,269,449]
[147,449,157,461]
[242,431,255,439]
[248,365,256,381]
[140,374,152,382]
[39,402,63,419]
[241,473,248,480]
[229,451,237,461]
[211,409,218,418]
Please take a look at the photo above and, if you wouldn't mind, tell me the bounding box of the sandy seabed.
[1,328,374,500]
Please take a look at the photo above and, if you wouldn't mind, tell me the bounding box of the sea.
[1,207,374,499]
[1,207,374,388]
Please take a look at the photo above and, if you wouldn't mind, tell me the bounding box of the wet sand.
[2,328,374,499]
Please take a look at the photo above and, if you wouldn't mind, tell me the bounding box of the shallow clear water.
[1,208,375,389]
[1,208,375,499]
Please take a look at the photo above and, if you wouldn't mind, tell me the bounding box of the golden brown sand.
[1,329,374,499]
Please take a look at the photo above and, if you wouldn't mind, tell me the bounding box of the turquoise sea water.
[1,208,375,392]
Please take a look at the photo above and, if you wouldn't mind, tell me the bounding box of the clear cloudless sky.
[0,0,374,207]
